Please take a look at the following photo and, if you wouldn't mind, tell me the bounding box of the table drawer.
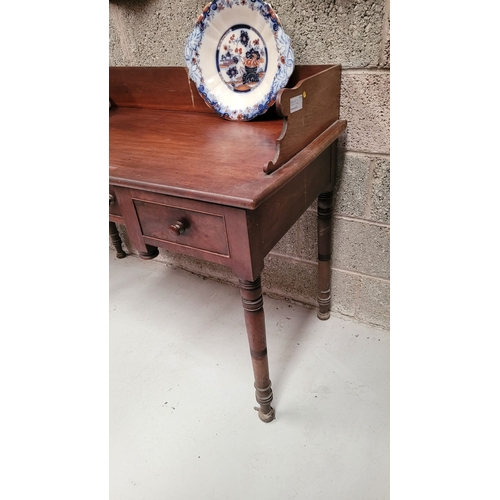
[133,198,230,257]
[109,186,122,218]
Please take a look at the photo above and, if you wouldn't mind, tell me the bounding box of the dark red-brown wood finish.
[109,65,346,422]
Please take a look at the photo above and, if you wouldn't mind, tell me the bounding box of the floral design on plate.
[185,0,294,121]
[217,25,268,93]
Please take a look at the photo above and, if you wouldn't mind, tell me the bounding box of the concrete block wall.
[109,0,390,329]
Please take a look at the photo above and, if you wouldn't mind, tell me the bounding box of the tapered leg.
[239,277,275,423]
[317,191,333,320]
[109,221,126,259]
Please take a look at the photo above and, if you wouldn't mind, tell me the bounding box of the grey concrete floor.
[110,250,390,499]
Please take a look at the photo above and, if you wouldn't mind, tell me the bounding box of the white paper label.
[290,95,303,113]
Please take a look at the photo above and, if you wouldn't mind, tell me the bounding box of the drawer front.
[133,198,230,256]
[109,186,122,218]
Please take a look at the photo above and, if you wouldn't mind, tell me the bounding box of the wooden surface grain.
[265,65,342,173]
[110,107,280,207]
[110,109,345,209]
[109,66,212,114]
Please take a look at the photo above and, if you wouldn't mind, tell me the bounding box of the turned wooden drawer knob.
[109,194,115,205]
[168,220,186,236]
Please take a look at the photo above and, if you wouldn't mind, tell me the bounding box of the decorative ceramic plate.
[185,0,294,121]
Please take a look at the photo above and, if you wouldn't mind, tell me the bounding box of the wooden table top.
[110,107,344,210]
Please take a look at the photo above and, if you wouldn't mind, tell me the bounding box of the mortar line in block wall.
[331,266,390,283]
[342,68,390,75]
[332,214,390,228]
[304,208,390,229]
[268,251,390,283]
[343,151,390,159]
[268,251,317,268]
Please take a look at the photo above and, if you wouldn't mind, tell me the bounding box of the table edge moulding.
[109,64,347,422]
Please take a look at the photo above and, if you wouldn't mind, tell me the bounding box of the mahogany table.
[109,65,346,422]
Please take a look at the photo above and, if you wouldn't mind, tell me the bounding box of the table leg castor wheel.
[255,406,275,423]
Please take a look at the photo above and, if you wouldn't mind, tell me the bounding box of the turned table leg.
[109,221,126,259]
[239,277,275,423]
[317,191,333,320]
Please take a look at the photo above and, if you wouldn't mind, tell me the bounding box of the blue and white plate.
[185,0,294,121]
